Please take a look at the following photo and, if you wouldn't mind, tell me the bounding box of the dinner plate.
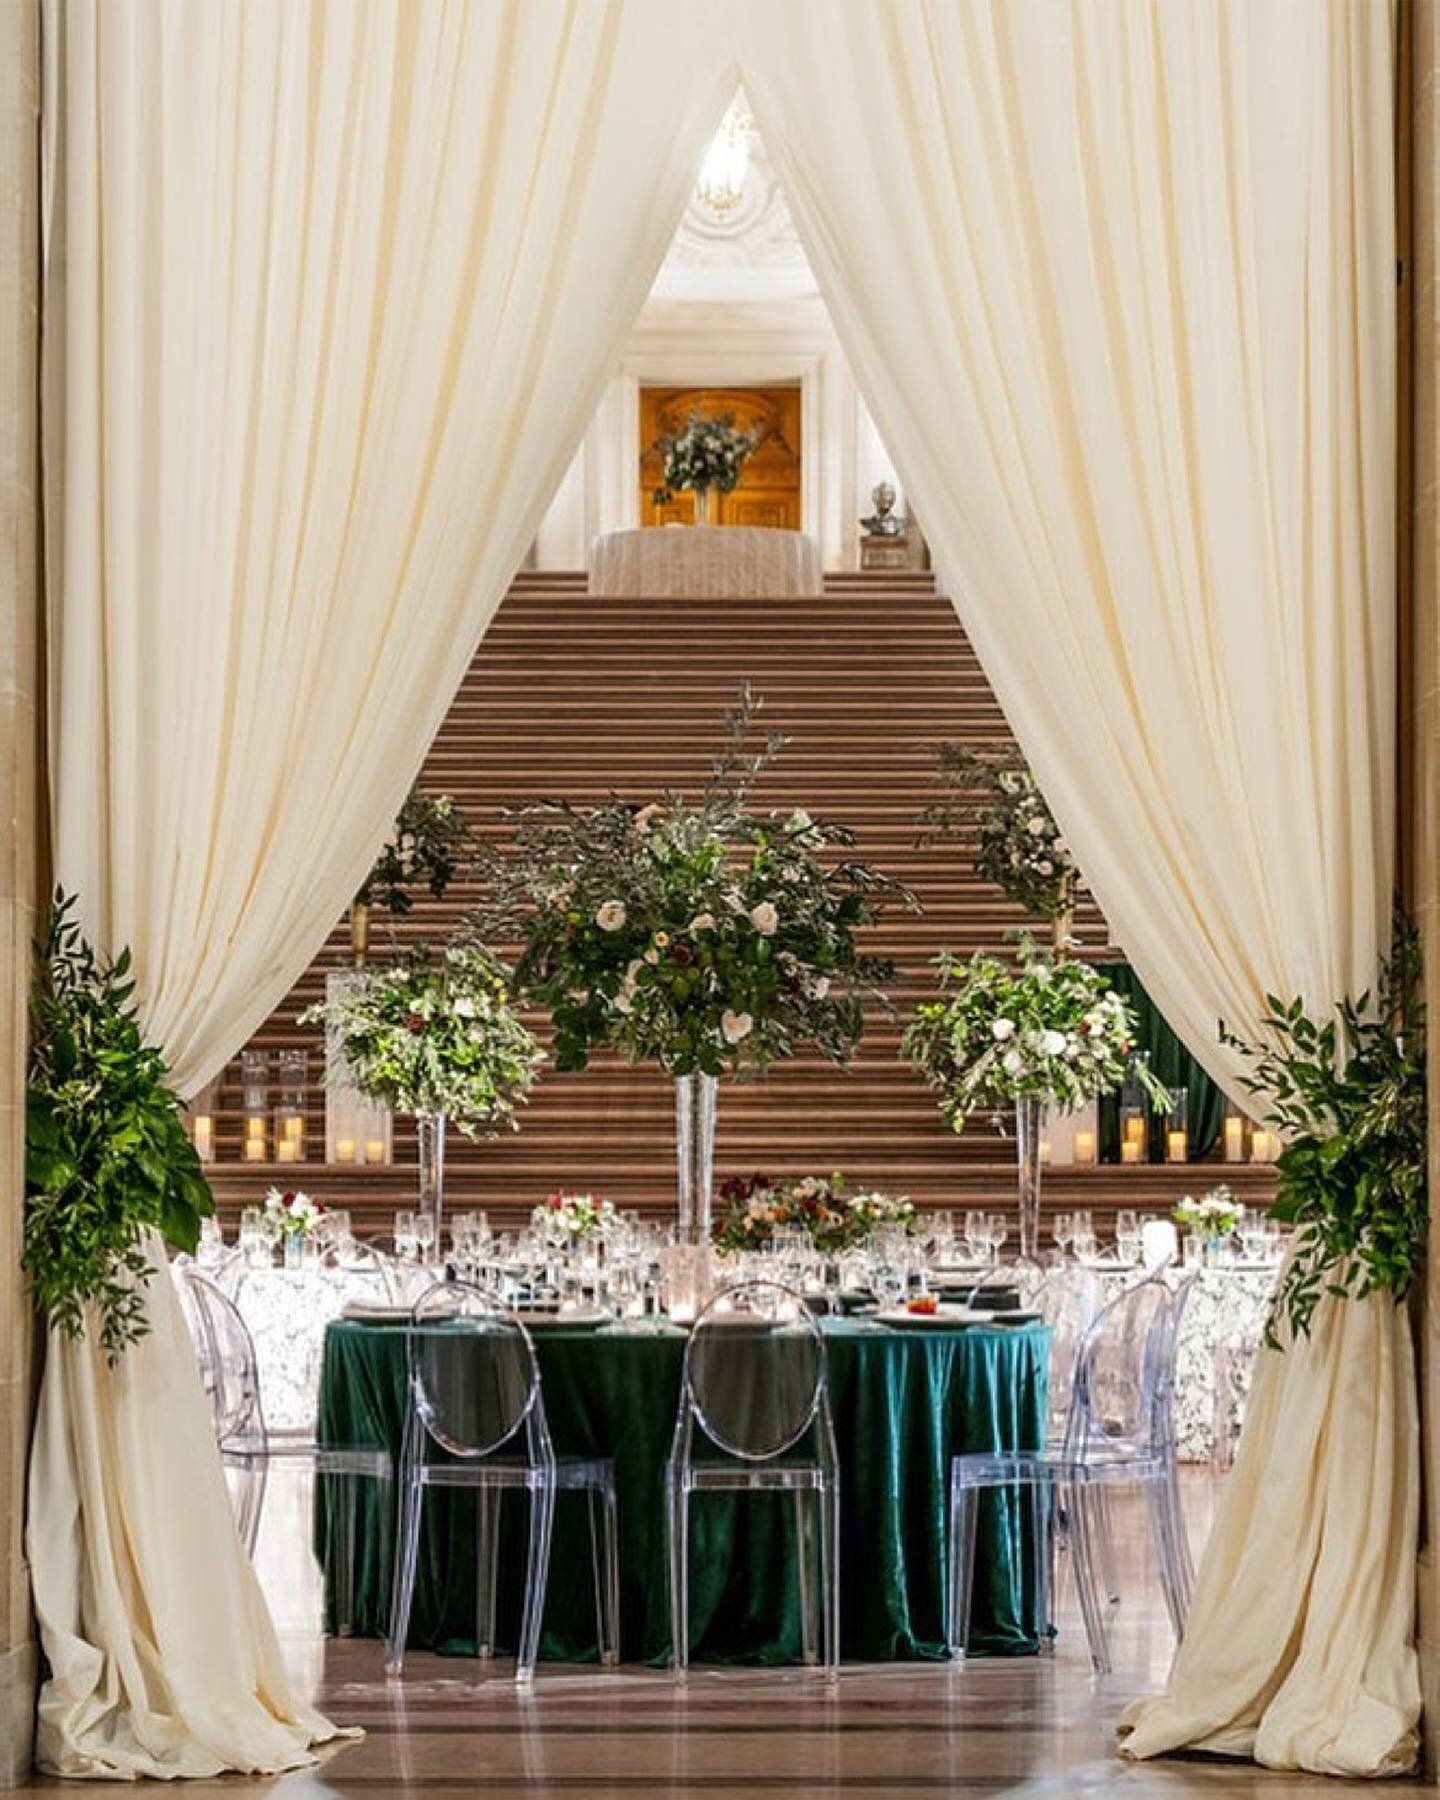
[515,1307,611,1330]
[875,1306,993,1329]
[340,1302,412,1323]
[988,1308,1044,1325]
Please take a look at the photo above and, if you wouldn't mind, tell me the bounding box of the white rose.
[991,1018,1016,1041]
[1026,815,1047,836]
[1041,1029,1067,1056]
[811,975,831,1000]
[749,901,779,936]
[453,995,478,1018]
[688,913,717,933]
[1002,1049,1025,1076]
[595,900,627,932]
[1053,839,1069,857]
[644,947,660,965]
[722,1010,754,1044]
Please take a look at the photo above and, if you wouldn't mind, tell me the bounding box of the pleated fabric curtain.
[736,0,1415,1777]
[34,1,730,1777]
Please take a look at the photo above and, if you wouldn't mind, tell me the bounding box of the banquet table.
[316,1316,1049,1665]
[588,526,823,597]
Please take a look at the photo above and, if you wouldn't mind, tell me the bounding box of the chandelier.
[695,99,753,216]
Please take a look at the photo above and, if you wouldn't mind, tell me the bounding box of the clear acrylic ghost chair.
[173,1265,391,1630]
[947,1274,1190,1672]
[386,1280,620,1684]
[666,1280,840,1676]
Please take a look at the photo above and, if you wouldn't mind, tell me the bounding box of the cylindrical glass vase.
[416,1111,447,1242]
[692,486,714,526]
[1015,1094,1047,1263]
[674,1073,718,1246]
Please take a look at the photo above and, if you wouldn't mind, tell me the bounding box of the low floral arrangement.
[532,1191,618,1243]
[1221,923,1426,1344]
[1173,1185,1244,1242]
[902,939,1169,1129]
[357,789,474,916]
[468,687,913,1078]
[919,745,1078,927]
[262,1187,327,1240]
[715,1171,915,1255]
[652,409,760,504]
[301,941,542,1136]
[25,893,214,1357]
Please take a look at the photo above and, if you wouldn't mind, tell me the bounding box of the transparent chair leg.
[1094,1484,1121,1607]
[1066,1482,1111,1674]
[386,1472,426,1675]
[794,1488,816,1665]
[667,1478,689,1675]
[333,1474,355,1635]
[235,1460,268,1556]
[946,1477,979,1657]
[1030,1483,1054,1654]
[1147,1476,1189,1642]
[476,1484,500,1658]
[819,1482,841,1678]
[516,1475,556,1684]
[1162,1466,1195,1603]
[599,1480,621,1666]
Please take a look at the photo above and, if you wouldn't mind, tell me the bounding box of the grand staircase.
[210,568,1274,1226]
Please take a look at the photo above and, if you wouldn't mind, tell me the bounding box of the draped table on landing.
[315,1317,1049,1664]
[588,526,824,598]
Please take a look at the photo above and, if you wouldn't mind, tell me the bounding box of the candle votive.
[1166,1129,1189,1164]
[363,1137,386,1165]
[1074,1129,1096,1165]
[335,1137,357,1164]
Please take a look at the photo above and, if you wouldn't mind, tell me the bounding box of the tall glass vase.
[692,486,713,526]
[1015,1094,1047,1263]
[416,1111,446,1244]
[674,1073,718,1246]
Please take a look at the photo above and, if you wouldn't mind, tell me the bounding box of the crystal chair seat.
[946,1273,1197,1673]
[666,1282,840,1676]
[386,1281,620,1683]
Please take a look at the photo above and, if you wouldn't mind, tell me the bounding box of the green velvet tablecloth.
[316,1317,1049,1666]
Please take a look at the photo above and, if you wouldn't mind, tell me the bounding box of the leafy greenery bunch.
[653,409,760,502]
[302,941,541,1135]
[920,744,1077,923]
[25,893,214,1358]
[1221,926,1426,1343]
[468,688,914,1079]
[903,938,1168,1129]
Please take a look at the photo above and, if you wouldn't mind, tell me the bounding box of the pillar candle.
[335,1138,356,1164]
[364,1138,386,1165]
[244,1138,266,1163]
[1223,1115,1245,1163]
[1120,1141,1141,1165]
[1074,1129,1096,1165]
[192,1116,214,1161]
[276,1139,298,1163]
[1166,1130,1188,1164]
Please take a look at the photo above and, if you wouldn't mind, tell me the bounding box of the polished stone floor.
[17,1472,1433,1797]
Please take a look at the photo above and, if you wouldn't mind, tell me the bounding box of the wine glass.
[394,1210,418,1262]
[1115,1209,1141,1265]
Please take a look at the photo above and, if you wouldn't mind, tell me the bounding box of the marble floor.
[16,1472,1433,1798]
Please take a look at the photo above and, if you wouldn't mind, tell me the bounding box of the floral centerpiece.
[1173,1185,1245,1250]
[920,746,1079,945]
[532,1191,618,1245]
[262,1187,326,1265]
[351,788,474,960]
[903,939,1168,1258]
[301,942,542,1233]
[651,409,761,524]
[715,1172,915,1255]
[468,688,912,1242]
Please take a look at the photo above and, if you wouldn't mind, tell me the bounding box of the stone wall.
[0,0,41,1783]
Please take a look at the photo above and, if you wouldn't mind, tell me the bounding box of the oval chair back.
[679,1280,830,1464]
[406,1279,549,1465]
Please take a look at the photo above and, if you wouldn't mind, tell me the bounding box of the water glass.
[394,1210,419,1261]
[239,1206,268,1265]
[413,1213,437,1265]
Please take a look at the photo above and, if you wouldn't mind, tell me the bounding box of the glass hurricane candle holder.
[1222,1102,1248,1164]
[1165,1091,1189,1164]
[1119,1082,1148,1165]
[274,1049,309,1163]
[241,1050,269,1162]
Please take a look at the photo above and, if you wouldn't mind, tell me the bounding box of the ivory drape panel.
[35,1,729,1777]
[736,0,1413,1777]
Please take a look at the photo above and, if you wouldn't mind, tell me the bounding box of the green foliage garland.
[25,892,214,1359]
[1221,925,1427,1345]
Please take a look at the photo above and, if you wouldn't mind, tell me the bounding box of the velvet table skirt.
[316,1317,1049,1665]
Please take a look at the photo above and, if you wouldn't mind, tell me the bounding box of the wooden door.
[640,386,802,529]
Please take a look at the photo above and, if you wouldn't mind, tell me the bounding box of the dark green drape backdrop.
[1095,961,1225,1160]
